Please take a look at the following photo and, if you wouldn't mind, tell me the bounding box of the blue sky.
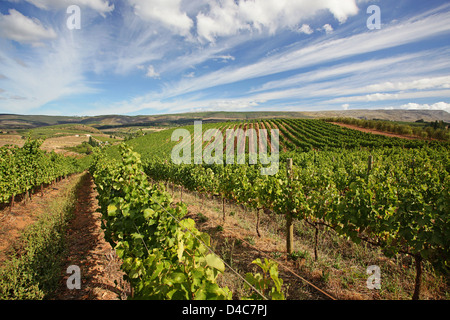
[0,0,449,116]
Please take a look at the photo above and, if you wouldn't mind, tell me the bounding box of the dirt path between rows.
[0,177,75,264]
[330,122,418,140]
[53,173,130,300]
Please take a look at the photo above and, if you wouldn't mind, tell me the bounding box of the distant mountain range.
[0,109,449,130]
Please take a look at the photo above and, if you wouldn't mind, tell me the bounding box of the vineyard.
[0,118,449,300]
[0,138,89,207]
[95,118,448,300]
[122,119,446,160]
[90,145,288,300]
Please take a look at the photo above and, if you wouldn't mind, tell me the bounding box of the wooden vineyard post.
[314,225,319,261]
[410,158,422,300]
[10,194,15,213]
[286,158,294,255]
[222,198,226,222]
[24,190,29,205]
[256,209,261,237]
[366,155,373,183]
[412,254,423,300]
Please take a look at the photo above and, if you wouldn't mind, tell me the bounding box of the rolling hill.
[0,109,449,130]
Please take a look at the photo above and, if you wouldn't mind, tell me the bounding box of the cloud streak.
[22,0,114,16]
[127,0,193,36]
[196,0,358,42]
[0,9,57,45]
[155,9,450,101]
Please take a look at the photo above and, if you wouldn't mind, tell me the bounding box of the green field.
[104,118,448,161]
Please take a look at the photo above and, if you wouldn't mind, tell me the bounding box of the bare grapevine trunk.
[412,254,422,300]
[256,209,261,237]
[314,225,319,261]
[286,213,294,255]
[10,194,15,213]
[222,198,226,222]
[286,158,294,255]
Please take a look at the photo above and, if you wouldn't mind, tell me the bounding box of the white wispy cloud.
[297,24,314,35]
[0,9,57,45]
[0,29,98,113]
[21,0,114,16]
[127,0,193,37]
[321,23,334,34]
[144,65,160,78]
[250,53,425,93]
[84,94,267,116]
[244,57,450,108]
[399,102,450,113]
[155,9,450,100]
[364,76,450,92]
[329,90,450,103]
[72,8,169,76]
[215,54,235,62]
[196,0,358,42]
[183,72,195,78]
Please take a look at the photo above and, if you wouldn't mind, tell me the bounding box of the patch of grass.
[26,124,102,139]
[271,251,282,260]
[64,141,93,155]
[244,236,255,246]
[321,270,331,284]
[332,253,343,270]
[288,249,310,261]
[197,212,208,223]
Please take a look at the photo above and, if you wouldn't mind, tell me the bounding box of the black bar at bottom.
[0,299,447,319]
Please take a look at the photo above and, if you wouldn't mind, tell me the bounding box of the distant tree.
[88,136,99,147]
[433,128,447,140]
[412,127,422,136]
[401,125,413,135]
[375,121,384,131]
[425,126,435,137]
